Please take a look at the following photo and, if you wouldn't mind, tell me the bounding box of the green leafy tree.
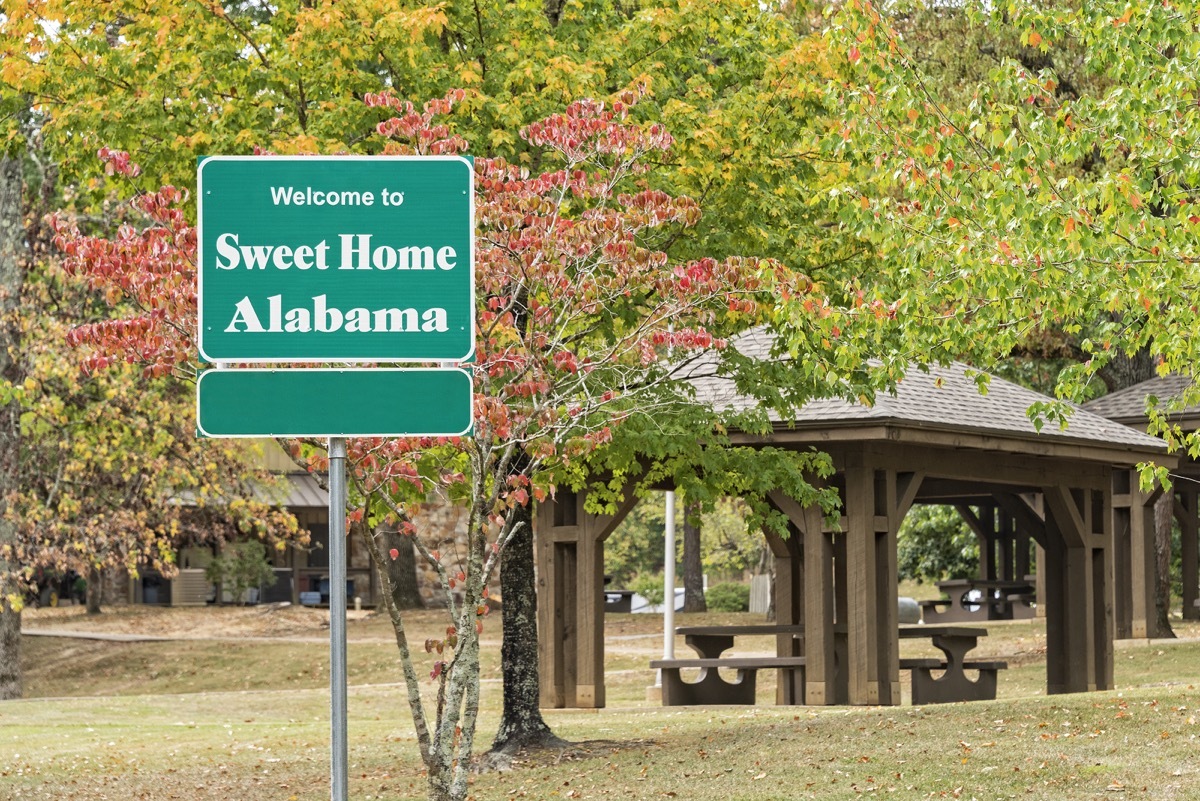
[205,541,278,605]
[818,0,1199,634]
[896,505,979,585]
[7,268,303,615]
[821,0,1200,413]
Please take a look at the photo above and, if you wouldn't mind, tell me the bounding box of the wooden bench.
[899,657,1008,704]
[650,656,807,705]
[1003,592,1037,620]
[918,598,952,622]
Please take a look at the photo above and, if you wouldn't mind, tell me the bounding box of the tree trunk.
[0,154,25,699]
[681,503,706,612]
[86,566,103,615]
[490,501,561,755]
[381,526,424,609]
[765,558,777,623]
[1153,493,1176,638]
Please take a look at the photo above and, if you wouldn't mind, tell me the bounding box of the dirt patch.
[21,603,356,639]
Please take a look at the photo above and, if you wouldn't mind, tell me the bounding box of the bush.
[897,505,980,584]
[630,573,665,607]
[205,540,276,605]
[705,582,750,612]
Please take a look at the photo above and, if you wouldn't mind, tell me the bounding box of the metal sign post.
[329,437,348,801]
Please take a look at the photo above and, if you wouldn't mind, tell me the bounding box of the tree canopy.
[821,0,1200,443]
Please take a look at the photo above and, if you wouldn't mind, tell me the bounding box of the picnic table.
[651,623,1006,706]
[920,578,1036,623]
[603,590,635,613]
[899,625,1006,704]
[650,624,806,705]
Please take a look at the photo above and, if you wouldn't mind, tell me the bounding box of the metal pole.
[662,490,676,661]
[328,437,348,801]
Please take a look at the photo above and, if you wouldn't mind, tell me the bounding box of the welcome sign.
[197,156,474,363]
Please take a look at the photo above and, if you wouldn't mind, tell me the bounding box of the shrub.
[705,582,750,612]
[205,540,276,605]
[631,573,665,607]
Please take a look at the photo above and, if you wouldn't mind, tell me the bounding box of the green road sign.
[198,156,474,363]
[196,368,473,437]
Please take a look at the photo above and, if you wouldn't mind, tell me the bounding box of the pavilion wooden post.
[1175,489,1199,621]
[804,501,838,706]
[1111,469,1159,639]
[1042,484,1114,694]
[839,458,920,706]
[762,504,804,704]
[535,487,638,709]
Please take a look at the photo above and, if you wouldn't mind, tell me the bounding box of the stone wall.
[409,500,502,607]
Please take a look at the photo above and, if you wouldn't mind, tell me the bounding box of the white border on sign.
[196,155,476,365]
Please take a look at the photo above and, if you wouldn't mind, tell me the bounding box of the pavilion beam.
[844,466,881,705]
[861,443,1110,491]
[762,519,804,705]
[954,503,998,580]
[995,492,1046,615]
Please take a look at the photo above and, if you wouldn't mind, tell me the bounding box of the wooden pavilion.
[535,332,1172,707]
[1085,374,1200,630]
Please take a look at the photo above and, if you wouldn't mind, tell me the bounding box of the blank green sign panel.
[197,369,473,437]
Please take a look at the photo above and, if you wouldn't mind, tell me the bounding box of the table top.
[677,624,984,639]
[936,578,1033,590]
[972,578,1034,589]
[899,625,988,639]
[675,624,806,637]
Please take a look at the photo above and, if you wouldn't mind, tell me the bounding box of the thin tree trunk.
[681,502,706,612]
[1153,493,1176,638]
[86,566,103,615]
[490,501,562,756]
[765,558,777,623]
[0,154,25,699]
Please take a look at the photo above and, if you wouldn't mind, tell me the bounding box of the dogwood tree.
[60,92,838,800]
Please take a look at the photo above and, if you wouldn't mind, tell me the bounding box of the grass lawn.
[4,606,1200,800]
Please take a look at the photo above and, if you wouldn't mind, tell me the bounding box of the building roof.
[681,328,1168,458]
[1083,373,1200,426]
[279,472,329,508]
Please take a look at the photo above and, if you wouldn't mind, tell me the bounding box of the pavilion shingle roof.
[681,328,1166,453]
[1083,374,1200,425]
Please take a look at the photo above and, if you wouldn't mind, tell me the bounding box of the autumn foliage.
[56,90,812,800]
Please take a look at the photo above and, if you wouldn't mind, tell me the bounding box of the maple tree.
[2,0,847,267]
[6,270,302,615]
